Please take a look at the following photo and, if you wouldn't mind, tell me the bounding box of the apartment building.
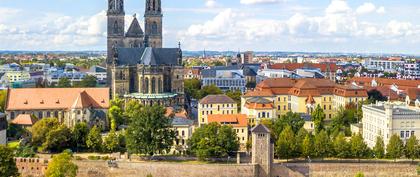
[198,95,237,126]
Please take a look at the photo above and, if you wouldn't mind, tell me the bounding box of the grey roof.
[243,67,257,76]
[126,17,144,37]
[116,47,180,66]
[251,124,270,133]
[171,117,194,126]
[201,69,216,78]
[247,97,272,104]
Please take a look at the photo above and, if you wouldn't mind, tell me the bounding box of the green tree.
[109,105,123,130]
[373,136,385,159]
[386,134,404,161]
[301,134,314,158]
[184,78,202,99]
[72,122,89,152]
[42,125,73,153]
[15,146,36,158]
[126,105,175,156]
[350,133,369,162]
[367,89,387,103]
[333,132,350,158]
[77,75,97,87]
[0,146,19,177]
[110,97,124,109]
[276,126,296,161]
[188,122,239,160]
[103,131,122,153]
[31,118,60,147]
[271,112,305,140]
[57,77,72,88]
[198,85,222,99]
[86,126,102,152]
[354,171,364,177]
[295,128,308,156]
[312,105,326,133]
[45,151,78,177]
[314,130,331,160]
[124,100,142,123]
[0,90,7,112]
[405,135,419,163]
[225,90,242,106]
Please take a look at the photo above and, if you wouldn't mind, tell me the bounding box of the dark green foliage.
[333,133,350,158]
[75,75,97,87]
[57,78,71,88]
[184,78,202,99]
[367,89,387,103]
[41,125,73,153]
[373,136,385,159]
[199,85,223,99]
[312,105,326,133]
[31,118,60,147]
[126,105,175,156]
[103,131,125,153]
[271,112,305,140]
[72,122,89,152]
[188,122,239,160]
[386,134,404,161]
[86,126,103,152]
[405,135,419,162]
[350,133,370,161]
[15,145,36,158]
[45,151,78,177]
[0,146,19,177]
[301,134,314,158]
[276,126,296,160]
[314,130,331,159]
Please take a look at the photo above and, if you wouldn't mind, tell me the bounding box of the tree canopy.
[45,151,78,177]
[86,126,103,152]
[276,126,297,161]
[57,78,71,88]
[126,105,175,156]
[312,105,326,133]
[373,136,385,159]
[0,146,19,177]
[188,122,239,160]
[386,134,404,161]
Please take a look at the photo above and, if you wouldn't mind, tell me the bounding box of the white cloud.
[325,0,351,14]
[240,0,285,5]
[376,6,386,14]
[205,0,217,8]
[356,3,376,14]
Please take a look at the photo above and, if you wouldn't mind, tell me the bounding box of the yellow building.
[241,97,275,126]
[171,117,195,154]
[198,95,237,126]
[207,114,248,151]
[5,71,31,83]
[242,78,368,120]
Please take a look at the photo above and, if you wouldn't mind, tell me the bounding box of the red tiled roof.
[6,88,110,111]
[11,114,37,126]
[348,77,420,89]
[269,63,338,72]
[207,114,248,127]
[243,90,274,97]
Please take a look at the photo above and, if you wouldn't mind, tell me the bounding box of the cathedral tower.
[107,0,125,64]
[144,0,163,48]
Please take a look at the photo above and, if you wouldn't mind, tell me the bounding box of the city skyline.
[0,0,419,54]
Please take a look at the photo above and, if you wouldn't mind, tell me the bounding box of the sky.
[0,0,419,54]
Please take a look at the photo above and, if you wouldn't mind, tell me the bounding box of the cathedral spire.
[145,0,162,15]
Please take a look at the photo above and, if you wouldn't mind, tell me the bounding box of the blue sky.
[0,0,419,54]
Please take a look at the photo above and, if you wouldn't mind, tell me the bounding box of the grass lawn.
[7,141,20,149]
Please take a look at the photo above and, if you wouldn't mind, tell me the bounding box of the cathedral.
[107,0,184,107]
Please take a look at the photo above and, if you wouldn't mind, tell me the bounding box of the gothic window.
[118,0,123,11]
[158,79,162,93]
[109,0,115,10]
[145,78,149,93]
[152,22,158,34]
[151,77,156,94]
[114,21,119,34]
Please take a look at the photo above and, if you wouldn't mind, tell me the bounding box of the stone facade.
[15,157,49,177]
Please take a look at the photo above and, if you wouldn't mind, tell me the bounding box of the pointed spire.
[126,15,144,37]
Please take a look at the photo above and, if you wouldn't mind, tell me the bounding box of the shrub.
[87,156,101,160]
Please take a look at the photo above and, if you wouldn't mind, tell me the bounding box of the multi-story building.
[6,88,110,129]
[201,65,257,92]
[0,113,6,145]
[267,63,338,81]
[183,68,201,80]
[403,61,420,79]
[241,78,368,122]
[364,58,405,73]
[362,102,420,148]
[241,97,276,125]
[207,114,248,150]
[4,71,31,83]
[171,117,194,154]
[87,66,107,85]
[198,95,237,126]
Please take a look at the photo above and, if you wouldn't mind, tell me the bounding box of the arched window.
[113,21,119,34]
[145,77,149,93]
[158,79,162,93]
[152,22,158,34]
[151,77,156,94]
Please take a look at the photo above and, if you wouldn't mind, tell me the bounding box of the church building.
[107,0,184,107]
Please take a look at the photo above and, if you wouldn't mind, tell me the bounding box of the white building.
[362,102,420,148]
[364,58,405,73]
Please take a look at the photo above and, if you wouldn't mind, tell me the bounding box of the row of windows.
[400,131,415,138]
[258,112,270,118]
[235,129,245,134]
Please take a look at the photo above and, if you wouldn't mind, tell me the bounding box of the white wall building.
[364,58,405,73]
[362,102,420,149]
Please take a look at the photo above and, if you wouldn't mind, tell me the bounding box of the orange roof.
[334,85,369,97]
[165,107,188,119]
[243,90,274,97]
[348,77,420,89]
[207,114,248,127]
[269,63,338,72]
[11,114,37,126]
[306,95,315,104]
[6,88,110,111]
[245,102,274,110]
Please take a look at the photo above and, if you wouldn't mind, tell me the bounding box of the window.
[329,105,332,110]
[406,131,410,138]
[182,131,185,136]
[278,106,281,110]
[412,131,415,136]
[324,105,326,110]
[400,131,405,138]
[283,105,286,110]
[242,129,244,133]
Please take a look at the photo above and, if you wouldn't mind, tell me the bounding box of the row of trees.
[275,125,420,162]
[55,75,97,88]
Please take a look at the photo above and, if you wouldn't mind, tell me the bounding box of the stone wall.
[284,162,418,177]
[15,157,49,177]
[76,161,258,177]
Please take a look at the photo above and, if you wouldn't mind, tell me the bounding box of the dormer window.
[56,100,60,104]
[24,100,28,104]
[40,100,44,104]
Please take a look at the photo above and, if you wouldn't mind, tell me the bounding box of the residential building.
[4,71,31,83]
[47,70,87,86]
[241,97,275,125]
[198,95,237,126]
[362,102,420,148]
[207,114,248,150]
[87,66,107,85]
[0,113,6,145]
[201,65,258,92]
[11,114,38,129]
[171,117,194,154]
[364,58,405,73]
[242,78,368,120]
[6,88,110,129]
[403,61,420,80]
[184,68,201,80]
[267,63,338,81]
[348,77,420,90]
